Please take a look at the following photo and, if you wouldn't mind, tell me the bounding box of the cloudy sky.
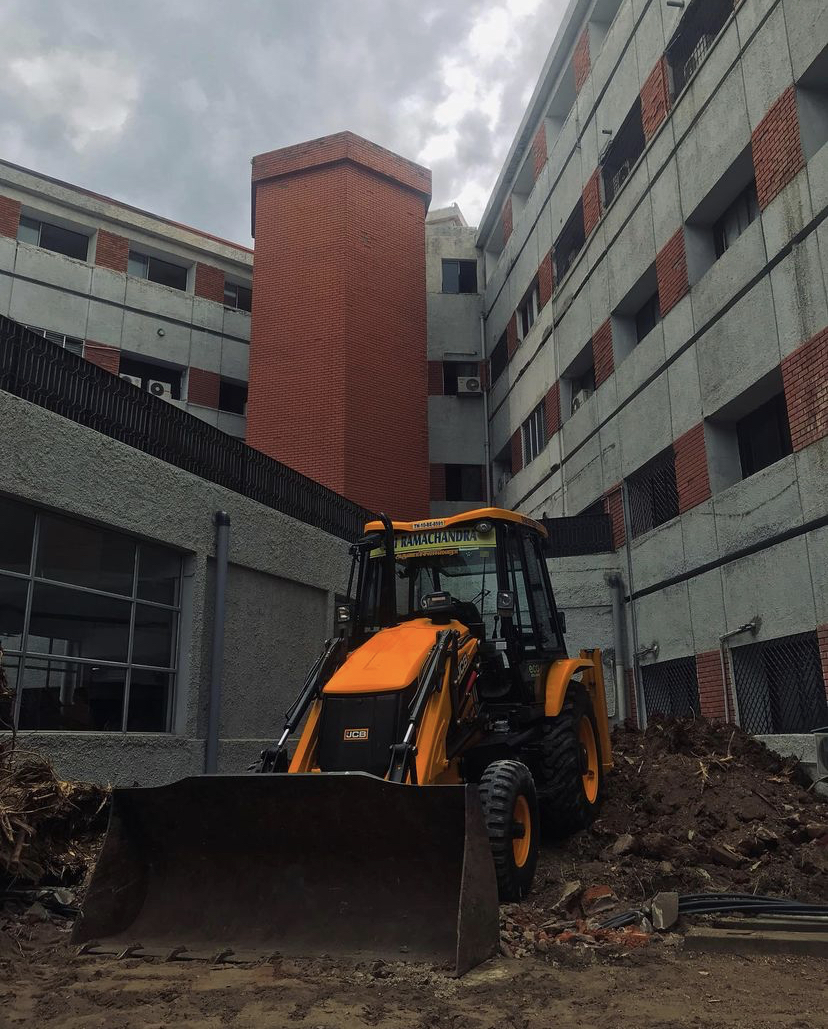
[0,0,567,245]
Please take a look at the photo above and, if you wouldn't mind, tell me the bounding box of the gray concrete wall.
[1,389,350,785]
[478,0,828,733]
[0,160,252,437]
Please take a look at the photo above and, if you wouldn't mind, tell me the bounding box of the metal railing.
[0,316,372,541]
[640,657,701,718]
[731,631,828,734]
[542,513,614,557]
[627,448,679,538]
[601,98,645,207]
[666,0,734,97]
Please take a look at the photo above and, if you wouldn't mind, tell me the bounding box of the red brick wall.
[511,429,523,474]
[674,422,711,513]
[604,483,626,549]
[195,262,225,303]
[592,319,614,387]
[247,133,431,518]
[696,650,731,721]
[430,464,446,502]
[573,26,591,95]
[0,195,21,238]
[818,625,828,701]
[94,230,129,273]
[506,313,518,361]
[538,250,555,308]
[545,381,561,438]
[656,229,689,316]
[582,168,602,237]
[641,58,671,141]
[187,366,220,408]
[83,340,120,375]
[427,360,444,395]
[502,198,513,245]
[531,122,548,182]
[752,85,805,210]
[781,327,828,451]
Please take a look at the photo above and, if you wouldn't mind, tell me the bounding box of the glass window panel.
[137,544,181,605]
[17,216,40,245]
[0,495,36,573]
[127,669,171,731]
[28,582,131,662]
[0,573,28,651]
[17,658,125,732]
[0,654,19,730]
[132,604,176,668]
[36,512,136,595]
[39,221,89,261]
[442,260,460,293]
[236,285,252,312]
[147,256,188,291]
[128,251,148,277]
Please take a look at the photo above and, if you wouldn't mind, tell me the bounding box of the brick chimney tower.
[246,132,432,519]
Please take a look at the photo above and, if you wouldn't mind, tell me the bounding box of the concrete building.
[475,0,828,745]
[0,159,254,437]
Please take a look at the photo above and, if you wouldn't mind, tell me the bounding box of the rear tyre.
[537,685,603,839]
[478,759,539,902]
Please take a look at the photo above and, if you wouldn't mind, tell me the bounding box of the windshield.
[360,526,499,635]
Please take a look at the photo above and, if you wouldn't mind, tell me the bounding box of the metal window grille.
[24,325,84,357]
[626,449,679,538]
[541,514,614,557]
[522,401,546,464]
[601,99,645,206]
[490,332,508,384]
[554,201,585,282]
[731,631,828,735]
[641,657,701,718]
[666,0,734,96]
[0,317,371,541]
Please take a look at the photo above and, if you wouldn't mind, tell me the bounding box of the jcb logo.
[343,728,369,741]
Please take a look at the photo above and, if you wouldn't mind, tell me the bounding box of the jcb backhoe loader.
[74,509,612,974]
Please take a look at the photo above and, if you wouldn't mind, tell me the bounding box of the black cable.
[597,893,828,930]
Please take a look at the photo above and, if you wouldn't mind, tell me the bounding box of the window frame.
[517,282,540,341]
[128,249,189,292]
[24,325,84,357]
[736,392,793,479]
[224,281,252,312]
[17,215,90,262]
[441,258,478,294]
[713,181,759,259]
[521,401,546,465]
[444,464,485,502]
[0,498,182,734]
[634,291,662,343]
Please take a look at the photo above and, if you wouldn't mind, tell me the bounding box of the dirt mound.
[0,738,110,888]
[500,716,828,956]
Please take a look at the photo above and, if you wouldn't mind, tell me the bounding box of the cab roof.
[364,507,548,538]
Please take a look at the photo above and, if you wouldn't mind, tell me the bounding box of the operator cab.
[340,509,568,706]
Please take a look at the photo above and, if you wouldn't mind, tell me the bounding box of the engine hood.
[323,618,467,695]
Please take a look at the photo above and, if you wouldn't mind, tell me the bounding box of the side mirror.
[335,603,353,632]
[496,590,515,618]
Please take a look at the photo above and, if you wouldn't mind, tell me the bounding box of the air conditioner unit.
[457,376,482,396]
[571,388,593,414]
[147,379,172,400]
[119,374,142,388]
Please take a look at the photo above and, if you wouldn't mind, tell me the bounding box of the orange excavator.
[74,509,612,974]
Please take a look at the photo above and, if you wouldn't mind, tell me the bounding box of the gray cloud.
[0,0,566,243]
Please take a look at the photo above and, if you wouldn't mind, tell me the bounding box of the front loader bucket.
[72,773,499,975]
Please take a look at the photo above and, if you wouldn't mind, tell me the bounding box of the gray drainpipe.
[205,511,231,774]
[606,573,628,723]
[479,311,492,506]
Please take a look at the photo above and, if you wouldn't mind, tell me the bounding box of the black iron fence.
[666,0,734,97]
[731,631,828,734]
[601,98,645,207]
[640,657,701,718]
[542,513,614,557]
[0,316,372,541]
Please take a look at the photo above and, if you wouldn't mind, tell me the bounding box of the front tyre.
[478,759,539,901]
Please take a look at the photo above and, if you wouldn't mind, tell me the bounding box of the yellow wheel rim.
[512,795,531,868]
[578,715,599,804]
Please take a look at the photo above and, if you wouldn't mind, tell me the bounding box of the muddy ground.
[3,919,827,1029]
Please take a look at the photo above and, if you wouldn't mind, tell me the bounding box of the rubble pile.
[501,716,828,957]
[0,738,109,888]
